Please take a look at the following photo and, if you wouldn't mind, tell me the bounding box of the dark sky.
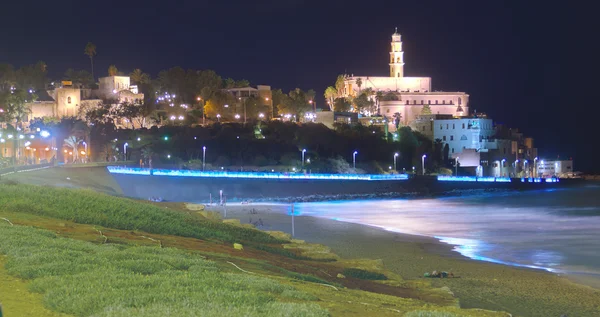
[1,0,597,172]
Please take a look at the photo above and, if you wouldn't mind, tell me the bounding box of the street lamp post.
[533,157,538,177]
[353,151,358,170]
[514,159,520,177]
[455,157,459,176]
[501,159,506,177]
[124,143,128,161]
[202,146,206,171]
[216,114,221,122]
[82,141,88,163]
[393,153,399,173]
[421,154,427,175]
[301,149,306,170]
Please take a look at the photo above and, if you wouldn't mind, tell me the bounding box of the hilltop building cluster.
[315,29,571,177]
[0,29,571,177]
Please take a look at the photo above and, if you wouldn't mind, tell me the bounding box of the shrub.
[342,268,387,280]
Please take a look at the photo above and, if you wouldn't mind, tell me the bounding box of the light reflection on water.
[294,187,600,274]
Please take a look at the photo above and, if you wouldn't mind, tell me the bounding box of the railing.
[0,163,53,177]
[107,166,410,181]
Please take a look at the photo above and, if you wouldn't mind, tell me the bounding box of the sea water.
[293,184,600,276]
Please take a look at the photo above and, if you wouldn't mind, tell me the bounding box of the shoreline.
[207,203,600,316]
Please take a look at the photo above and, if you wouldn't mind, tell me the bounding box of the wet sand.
[207,203,600,317]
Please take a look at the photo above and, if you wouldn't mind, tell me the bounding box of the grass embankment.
[2,166,123,195]
[0,183,509,316]
[0,223,327,317]
[0,183,282,244]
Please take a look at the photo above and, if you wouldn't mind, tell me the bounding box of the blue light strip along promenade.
[437,175,560,183]
[107,167,410,181]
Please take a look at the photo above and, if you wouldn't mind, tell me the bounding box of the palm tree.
[108,65,118,77]
[324,86,337,111]
[84,42,97,80]
[64,136,81,163]
[335,75,345,98]
[356,77,363,94]
[130,69,150,85]
[375,91,384,114]
[141,147,154,168]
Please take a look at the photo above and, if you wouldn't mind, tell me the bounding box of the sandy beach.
[207,203,600,317]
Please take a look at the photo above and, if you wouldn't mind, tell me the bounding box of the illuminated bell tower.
[389,27,405,78]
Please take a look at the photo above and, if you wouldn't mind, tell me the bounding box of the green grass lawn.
[0,182,513,317]
[0,183,283,244]
[0,222,327,317]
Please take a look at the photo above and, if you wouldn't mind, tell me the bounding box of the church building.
[342,29,469,126]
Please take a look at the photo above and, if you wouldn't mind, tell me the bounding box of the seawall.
[108,167,581,202]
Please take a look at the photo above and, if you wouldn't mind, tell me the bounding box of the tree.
[108,65,118,77]
[333,98,351,112]
[375,91,384,114]
[141,146,154,167]
[422,104,432,115]
[223,78,235,89]
[64,69,94,88]
[234,79,250,88]
[277,88,312,119]
[324,86,337,110]
[64,136,81,163]
[271,89,287,117]
[335,75,345,97]
[130,69,150,84]
[355,77,363,93]
[84,42,97,80]
[3,89,35,130]
[443,143,450,164]
[352,92,374,114]
[398,126,418,168]
[393,112,402,130]
[244,96,270,120]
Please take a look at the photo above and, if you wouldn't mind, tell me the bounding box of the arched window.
[67,96,72,104]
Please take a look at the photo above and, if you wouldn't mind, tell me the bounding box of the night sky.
[1,1,596,172]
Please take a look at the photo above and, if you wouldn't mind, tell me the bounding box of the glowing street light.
[421,154,427,175]
[301,149,306,170]
[202,146,207,171]
[353,151,358,169]
[124,143,128,160]
[235,114,240,120]
[394,153,399,172]
[216,114,221,122]
[40,130,50,138]
[455,157,459,176]
[258,113,265,119]
[534,157,538,177]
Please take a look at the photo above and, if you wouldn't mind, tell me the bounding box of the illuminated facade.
[342,29,469,125]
